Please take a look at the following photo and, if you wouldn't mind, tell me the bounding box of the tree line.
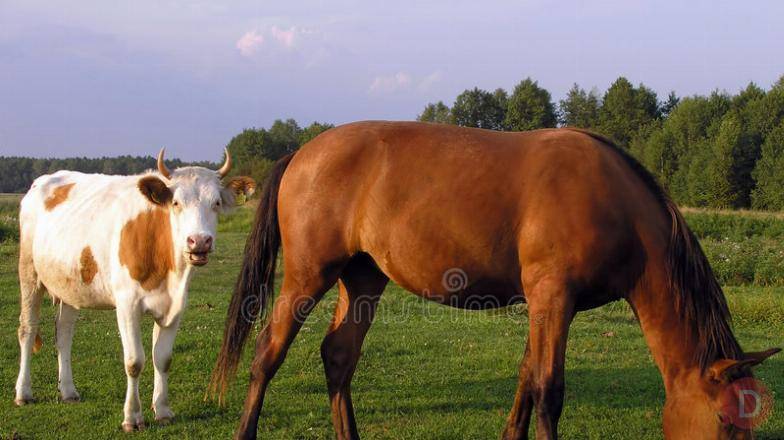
[0,156,216,193]
[3,76,784,212]
[418,76,784,210]
[0,119,333,194]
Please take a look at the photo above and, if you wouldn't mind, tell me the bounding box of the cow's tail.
[208,153,295,404]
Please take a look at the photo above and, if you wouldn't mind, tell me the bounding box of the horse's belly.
[368,246,523,309]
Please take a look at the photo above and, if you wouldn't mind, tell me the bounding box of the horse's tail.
[208,152,295,404]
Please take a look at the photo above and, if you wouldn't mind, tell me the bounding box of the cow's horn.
[157,148,172,179]
[217,148,232,178]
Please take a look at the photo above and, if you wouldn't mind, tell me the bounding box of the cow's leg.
[15,242,43,406]
[56,303,81,402]
[116,300,146,432]
[235,268,340,440]
[322,258,387,440]
[151,318,180,424]
[502,277,575,440]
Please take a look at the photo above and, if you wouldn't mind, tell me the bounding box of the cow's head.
[137,148,256,267]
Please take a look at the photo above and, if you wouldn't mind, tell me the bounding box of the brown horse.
[210,121,779,439]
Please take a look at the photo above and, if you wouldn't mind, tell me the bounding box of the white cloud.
[369,72,413,94]
[236,30,264,57]
[369,71,443,94]
[270,25,297,48]
[418,71,442,91]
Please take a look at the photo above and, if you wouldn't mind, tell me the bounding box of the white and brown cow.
[14,149,255,431]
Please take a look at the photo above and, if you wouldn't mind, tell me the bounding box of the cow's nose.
[187,234,213,253]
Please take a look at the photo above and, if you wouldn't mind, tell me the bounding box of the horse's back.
[278,121,667,307]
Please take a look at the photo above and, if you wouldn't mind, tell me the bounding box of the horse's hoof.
[156,416,173,425]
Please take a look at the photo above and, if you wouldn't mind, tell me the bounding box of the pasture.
[0,203,782,439]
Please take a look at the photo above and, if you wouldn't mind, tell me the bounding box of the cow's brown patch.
[79,247,98,284]
[44,183,75,210]
[119,208,174,291]
[126,360,143,378]
[33,333,43,354]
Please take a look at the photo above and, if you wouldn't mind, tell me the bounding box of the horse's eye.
[173,201,179,207]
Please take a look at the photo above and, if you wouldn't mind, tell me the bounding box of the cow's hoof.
[154,407,175,425]
[61,391,81,403]
[14,397,34,406]
[122,421,145,433]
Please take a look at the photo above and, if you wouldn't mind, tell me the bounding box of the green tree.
[705,112,747,208]
[752,121,784,209]
[597,77,660,147]
[492,88,509,118]
[659,91,680,118]
[417,101,452,124]
[504,78,557,131]
[451,87,506,130]
[633,92,731,199]
[299,122,334,145]
[558,83,600,128]
[267,119,302,159]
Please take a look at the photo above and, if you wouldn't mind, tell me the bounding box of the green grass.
[0,207,783,439]
[0,194,20,243]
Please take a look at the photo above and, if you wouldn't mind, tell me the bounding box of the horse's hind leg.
[235,265,342,440]
[502,276,575,440]
[503,343,535,439]
[15,240,44,406]
[321,255,388,440]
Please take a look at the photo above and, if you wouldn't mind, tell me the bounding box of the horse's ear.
[708,348,781,383]
[744,347,781,365]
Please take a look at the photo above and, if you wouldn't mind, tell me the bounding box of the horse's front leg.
[503,276,575,440]
[116,298,146,432]
[152,318,180,424]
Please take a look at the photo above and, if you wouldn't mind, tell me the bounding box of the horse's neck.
[627,278,701,392]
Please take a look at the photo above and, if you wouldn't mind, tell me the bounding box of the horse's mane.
[564,127,743,370]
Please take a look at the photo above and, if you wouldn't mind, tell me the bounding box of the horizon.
[2,0,783,161]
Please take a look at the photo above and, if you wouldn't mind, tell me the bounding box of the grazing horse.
[15,150,255,431]
[210,121,779,439]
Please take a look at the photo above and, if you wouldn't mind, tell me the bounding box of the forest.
[3,75,784,211]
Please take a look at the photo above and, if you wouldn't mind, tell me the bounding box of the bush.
[683,210,784,241]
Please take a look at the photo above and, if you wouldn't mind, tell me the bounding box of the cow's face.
[137,150,255,267]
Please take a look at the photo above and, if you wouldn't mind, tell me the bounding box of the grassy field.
[0,204,783,439]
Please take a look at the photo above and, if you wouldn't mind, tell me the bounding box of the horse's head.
[663,348,779,439]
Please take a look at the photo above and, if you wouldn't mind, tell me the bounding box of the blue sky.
[1,0,782,161]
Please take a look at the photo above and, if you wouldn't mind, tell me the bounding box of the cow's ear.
[138,176,173,206]
[222,176,256,206]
